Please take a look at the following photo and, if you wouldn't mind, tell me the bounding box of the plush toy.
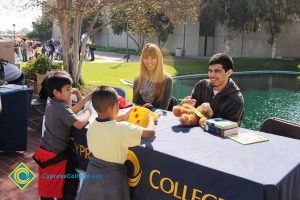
[172,103,213,127]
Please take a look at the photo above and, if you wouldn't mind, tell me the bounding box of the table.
[0,87,32,151]
[71,108,300,200]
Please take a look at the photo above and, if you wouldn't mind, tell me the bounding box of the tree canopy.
[27,16,52,42]
[110,0,202,51]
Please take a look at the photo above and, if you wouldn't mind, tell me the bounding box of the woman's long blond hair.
[134,43,168,104]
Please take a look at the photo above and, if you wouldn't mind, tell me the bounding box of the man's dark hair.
[209,53,234,72]
[92,86,118,113]
[45,70,73,98]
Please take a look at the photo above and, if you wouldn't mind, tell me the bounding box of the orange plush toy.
[172,103,213,126]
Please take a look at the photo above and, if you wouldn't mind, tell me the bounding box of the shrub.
[22,55,62,79]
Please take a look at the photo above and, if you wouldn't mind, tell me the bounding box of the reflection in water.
[173,74,300,130]
[234,74,300,91]
[243,88,300,130]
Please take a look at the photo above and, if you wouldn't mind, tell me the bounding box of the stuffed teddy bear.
[172,103,213,126]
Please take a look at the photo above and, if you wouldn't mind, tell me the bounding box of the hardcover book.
[206,125,239,137]
[206,118,238,129]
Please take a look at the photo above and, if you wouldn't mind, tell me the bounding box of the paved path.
[93,51,140,63]
[92,51,207,63]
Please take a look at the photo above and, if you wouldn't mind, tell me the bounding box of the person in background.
[33,70,92,200]
[20,38,28,62]
[14,42,20,59]
[89,41,95,61]
[181,53,244,123]
[0,59,25,85]
[34,46,40,58]
[48,40,55,60]
[28,45,34,60]
[133,43,173,110]
[58,45,63,61]
[78,86,156,200]
[41,45,46,55]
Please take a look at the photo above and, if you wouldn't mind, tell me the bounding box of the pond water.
[173,74,300,130]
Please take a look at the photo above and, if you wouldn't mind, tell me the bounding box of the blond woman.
[133,43,173,110]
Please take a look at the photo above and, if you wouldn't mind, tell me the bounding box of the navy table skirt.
[0,87,32,151]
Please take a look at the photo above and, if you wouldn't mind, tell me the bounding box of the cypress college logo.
[8,162,36,190]
[126,150,142,187]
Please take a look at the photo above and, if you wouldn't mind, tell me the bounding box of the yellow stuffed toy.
[172,103,213,126]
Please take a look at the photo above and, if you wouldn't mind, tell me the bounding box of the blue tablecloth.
[71,109,300,200]
[0,87,32,151]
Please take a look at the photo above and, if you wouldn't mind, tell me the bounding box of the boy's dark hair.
[92,86,118,113]
[45,70,73,98]
[209,53,234,72]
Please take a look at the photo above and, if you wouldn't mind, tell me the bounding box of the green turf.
[20,57,300,101]
[81,58,300,101]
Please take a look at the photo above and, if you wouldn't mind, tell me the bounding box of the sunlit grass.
[20,58,300,101]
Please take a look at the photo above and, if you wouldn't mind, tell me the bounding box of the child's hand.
[85,107,92,116]
[123,108,132,121]
[116,108,132,122]
[72,88,80,95]
[148,113,157,125]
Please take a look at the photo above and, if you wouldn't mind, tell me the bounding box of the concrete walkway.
[92,51,207,63]
[93,51,140,63]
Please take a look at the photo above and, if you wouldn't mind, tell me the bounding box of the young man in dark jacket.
[182,53,244,123]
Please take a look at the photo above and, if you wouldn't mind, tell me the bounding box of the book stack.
[205,118,238,137]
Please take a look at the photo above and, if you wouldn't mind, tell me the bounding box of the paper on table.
[0,84,27,89]
[228,132,269,145]
[77,100,95,116]
[84,100,93,111]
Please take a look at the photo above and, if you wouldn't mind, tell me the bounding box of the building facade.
[94,21,300,58]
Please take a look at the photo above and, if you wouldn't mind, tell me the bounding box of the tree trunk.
[57,0,71,73]
[61,20,70,73]
[271,39,277,59]
[127,32,141,52]
[76,10,102,83]
[224,29,231,55]
[224,1,231,56]
[241,28,245,58]
[72,14,82,82]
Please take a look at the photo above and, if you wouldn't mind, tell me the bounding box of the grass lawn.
[21,57,300,101]
[82,58,300,101]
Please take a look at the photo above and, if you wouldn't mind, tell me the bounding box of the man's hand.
[199,102,214,118]
[181,96,196,107]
